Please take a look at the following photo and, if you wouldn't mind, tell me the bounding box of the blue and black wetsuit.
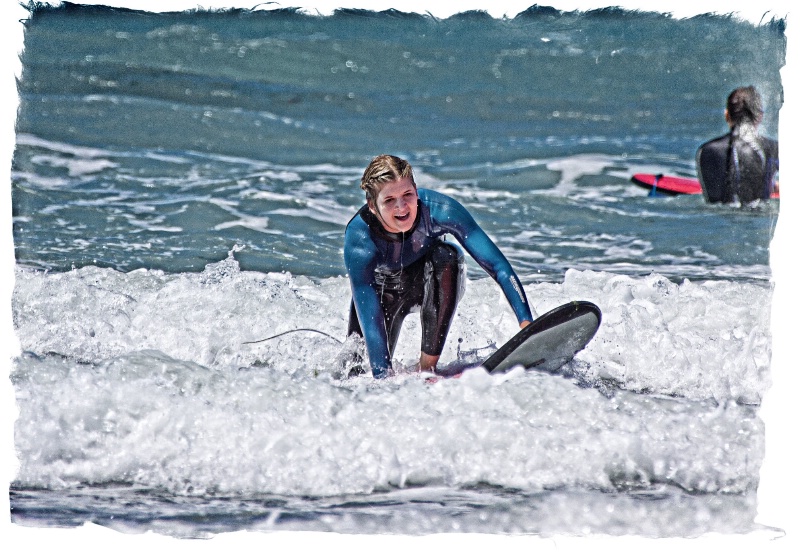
[696,129,779,204]
[344,188,533,378]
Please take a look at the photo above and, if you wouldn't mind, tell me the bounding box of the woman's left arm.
[433,193,534,325]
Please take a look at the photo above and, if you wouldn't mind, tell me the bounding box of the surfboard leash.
[242,328,344,345]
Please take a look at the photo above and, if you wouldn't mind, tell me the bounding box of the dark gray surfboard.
[483,301,601,374]
[433,301,601,378]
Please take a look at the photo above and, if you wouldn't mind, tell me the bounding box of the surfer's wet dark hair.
[726,86,763,128]
[724,86,769,201]
[360,154,416,202]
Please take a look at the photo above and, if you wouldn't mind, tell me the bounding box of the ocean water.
[5,1,791,543]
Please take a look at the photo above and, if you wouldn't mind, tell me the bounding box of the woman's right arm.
[344,225,392,378]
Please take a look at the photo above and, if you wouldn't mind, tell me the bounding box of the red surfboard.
[631,173,779,198]
[631,173,702,195]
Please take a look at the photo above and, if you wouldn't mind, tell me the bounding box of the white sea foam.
[12,254,772,405]
[10,253,771,501]
[9,255,767,511]
[10,349,763,498]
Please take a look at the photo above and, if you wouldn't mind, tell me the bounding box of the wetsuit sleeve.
[431,193,533,324]
[343,221,392,378]
[764,137,779,196]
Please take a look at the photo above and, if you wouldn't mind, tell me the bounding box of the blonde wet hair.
[360,154,415,202]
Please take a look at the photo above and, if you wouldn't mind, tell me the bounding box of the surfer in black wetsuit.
[695,86,779,205]
[342,154,533,378]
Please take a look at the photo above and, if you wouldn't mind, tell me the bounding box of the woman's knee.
[430,241,464,268]
[427,241,466,300]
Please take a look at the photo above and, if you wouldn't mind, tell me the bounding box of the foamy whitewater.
[5,0,789,542]
[11,259,771,536]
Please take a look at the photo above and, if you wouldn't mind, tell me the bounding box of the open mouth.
[395,213,411,222]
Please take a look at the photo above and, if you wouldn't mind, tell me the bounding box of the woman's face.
[369,176,418,234]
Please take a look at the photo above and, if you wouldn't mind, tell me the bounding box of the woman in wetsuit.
[343,154,533,379]
[695,86,779,205]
